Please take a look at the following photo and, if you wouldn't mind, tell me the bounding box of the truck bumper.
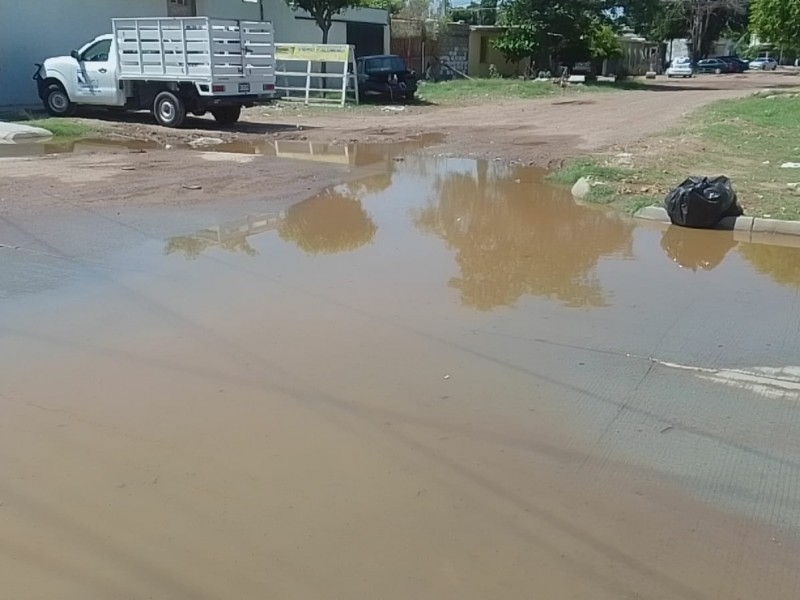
[197,94,273,109]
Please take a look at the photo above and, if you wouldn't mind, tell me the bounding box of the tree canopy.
[751,0,800,52]
[493,0,613,67]
[491,0,749,67]
[287,0,363,43]
[622,0,749,59]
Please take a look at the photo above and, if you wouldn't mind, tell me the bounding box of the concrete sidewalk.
[0,121,52,143]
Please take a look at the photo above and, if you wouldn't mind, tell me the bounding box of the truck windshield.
[365,57,406,73]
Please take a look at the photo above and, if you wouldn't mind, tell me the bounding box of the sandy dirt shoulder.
[1,72,796,215]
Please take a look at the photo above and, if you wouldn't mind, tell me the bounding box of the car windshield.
[365,57,406,72]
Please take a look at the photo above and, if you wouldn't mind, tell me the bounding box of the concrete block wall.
[439,24,469,74]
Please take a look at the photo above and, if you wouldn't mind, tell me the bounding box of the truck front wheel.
[211,106,242,125]
[154,91,186,128]
[44,84,76,117]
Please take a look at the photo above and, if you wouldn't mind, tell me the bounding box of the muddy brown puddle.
[0,133,445,166]
[2,155,800,599]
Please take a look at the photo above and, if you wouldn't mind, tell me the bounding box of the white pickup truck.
[34,17,275,127]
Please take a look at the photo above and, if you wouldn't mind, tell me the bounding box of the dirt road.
[34,72,799,164]
[2,72,794,217]
[254,72,800,164]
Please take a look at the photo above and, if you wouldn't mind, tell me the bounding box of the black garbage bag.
[664,176,743,228]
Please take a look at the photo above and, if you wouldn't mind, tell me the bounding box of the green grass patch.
[418,79,559,104]
[12,117,95,139]
[623,195,659,215]
[551,94,800,220]
[547,158,627,186]
[417,77,641,105]
[585,182,617,204]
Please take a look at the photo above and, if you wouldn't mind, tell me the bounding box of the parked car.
[717,57,745,72]
[717,56,749,71]
[666,57,694,78]
[34,17,275,127]
[749,57,778,71]
[356,55,417,102]
[695,58,737,74]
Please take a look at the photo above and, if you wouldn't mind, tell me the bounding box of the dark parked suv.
[356,55,417,102]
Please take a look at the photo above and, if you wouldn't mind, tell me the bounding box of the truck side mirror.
[70,49,80,60]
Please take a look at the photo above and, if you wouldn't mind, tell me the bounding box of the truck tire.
[154,91,186,128]
[211,106,242,125]
[44,84,76,117]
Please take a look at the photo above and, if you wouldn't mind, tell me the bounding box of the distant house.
[465,27,657,78]
[0,0,389,106]
[468,26,530,78]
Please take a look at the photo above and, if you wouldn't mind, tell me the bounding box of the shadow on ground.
[73,107,309,135]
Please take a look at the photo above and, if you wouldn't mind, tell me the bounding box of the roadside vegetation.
[551,93,800,220]
[417,78,647,104]
[5,115,96,139]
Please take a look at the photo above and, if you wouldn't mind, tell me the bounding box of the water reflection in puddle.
[0,133,445,167]
[164,155,800,314]
[661,227,738,271]
[166,158,636,310]
[659,224,800,288]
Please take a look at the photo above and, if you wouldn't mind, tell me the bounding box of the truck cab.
[35,17,276,128]
[37,34,126,112]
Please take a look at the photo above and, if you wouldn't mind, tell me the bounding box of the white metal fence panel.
[274,43,358,107]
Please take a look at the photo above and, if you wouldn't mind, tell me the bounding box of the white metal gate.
[274,44,359,107]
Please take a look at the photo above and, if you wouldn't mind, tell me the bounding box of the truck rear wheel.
[44,84,76,117]
[211,106,242,125]
[154,91,186,128]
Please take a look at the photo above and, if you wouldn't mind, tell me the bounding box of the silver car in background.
[667,57,694,78]
[749,57,778,70]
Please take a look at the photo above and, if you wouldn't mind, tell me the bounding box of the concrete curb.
[634,205,800,244]
[0,121,53,143]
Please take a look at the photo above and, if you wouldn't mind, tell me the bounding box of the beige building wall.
[467,29,528,78]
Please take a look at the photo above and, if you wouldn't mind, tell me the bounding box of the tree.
[448,1,497,26]
[493,0,610,68]
[478,0,498,25]
[740,243,800,288]
[278,187,378,254]
[450,5,479,25]
[620,0,748,59]
[589,23,623,59]
[621,0,687,42]
[685,0,747,60]
[751,0,800,52]
[287,0,363,43]
[413,162,633,310]
[362,0,404,14]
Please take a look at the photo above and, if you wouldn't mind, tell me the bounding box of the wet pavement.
[2,153,800,599]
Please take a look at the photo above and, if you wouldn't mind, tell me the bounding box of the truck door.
[73,39,119,105]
